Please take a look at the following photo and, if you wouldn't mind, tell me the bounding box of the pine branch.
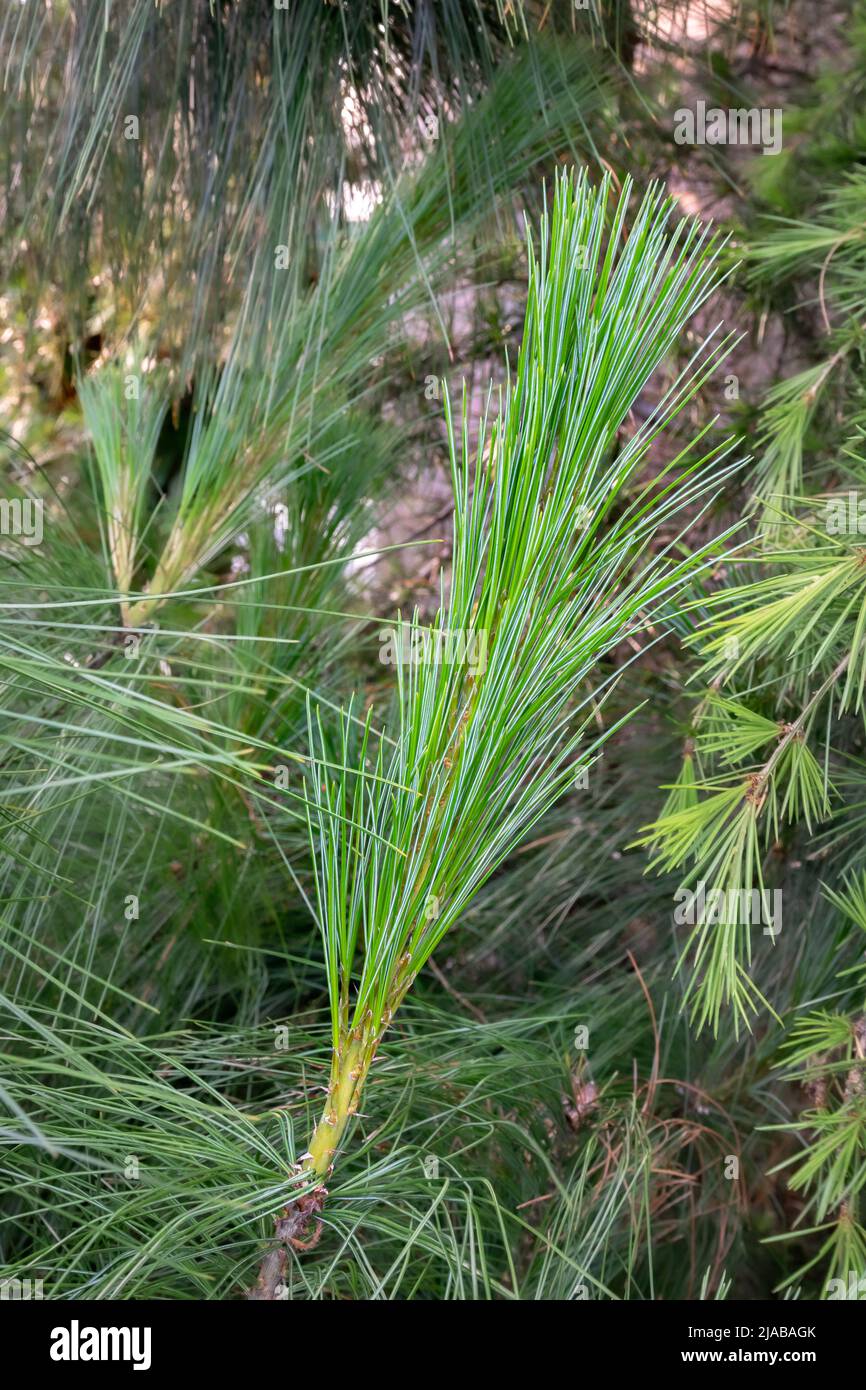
[246,168,736,1281]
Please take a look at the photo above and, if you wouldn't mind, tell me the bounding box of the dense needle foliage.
[1,0,865,1304]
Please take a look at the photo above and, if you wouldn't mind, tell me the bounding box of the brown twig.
[245,1188,327,1300]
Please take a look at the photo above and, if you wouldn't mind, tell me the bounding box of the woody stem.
[304,1029,376,1180]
